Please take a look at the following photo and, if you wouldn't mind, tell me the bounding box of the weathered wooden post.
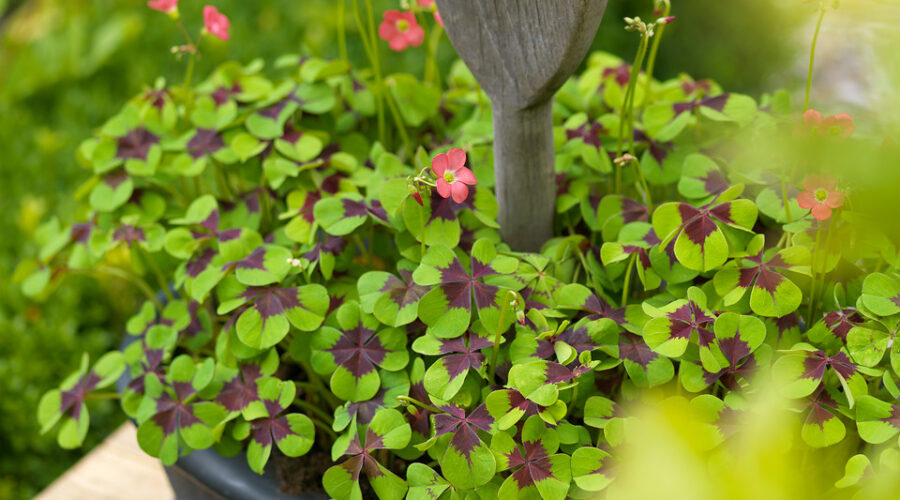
[436,0,608,251]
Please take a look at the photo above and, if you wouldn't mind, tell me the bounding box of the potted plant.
[26,0,900,498]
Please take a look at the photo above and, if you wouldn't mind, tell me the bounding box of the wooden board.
[36,423,173,500]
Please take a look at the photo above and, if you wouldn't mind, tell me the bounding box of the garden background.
[0,0,895,498]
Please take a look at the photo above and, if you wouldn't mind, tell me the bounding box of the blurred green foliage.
[0,0,795,498]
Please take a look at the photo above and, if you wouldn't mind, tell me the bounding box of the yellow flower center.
[815,188,828,202]
[397,20,410,32]
[443,171,456,183]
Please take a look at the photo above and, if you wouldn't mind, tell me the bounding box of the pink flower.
[417,0,434,6]
[148,0,178,15]
[432,148,476,203]
[795,109,854,139]
[378,10,424,51]
[433,11,443,27]
[203,5,230,41]
[822,113,855,138]
[797,174,844,221]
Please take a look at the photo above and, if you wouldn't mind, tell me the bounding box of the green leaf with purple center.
[618,332,674,388]
[38,352,125,449]
[652,197,757,272]
[218,281,328,350]
[571,447,614,492]
[324,408,411,500]
[413,239,520,339]
[600,222,663,291]
[801,387,847,448]
[358,265,428,327]
[508,359,595,407]
[332,370,409,432]
[492,416,572,500]
[414,332,492,401]
[714,235,809,318]
[772,347,860,405]
[642,288,716,358]
[311,302,408,402]
[594,195,648,242]
[856,395,900,446]
[234,378,314,474]
[485,389,567,431]
[859,272,900,318]
[314,193,389,236]
[431,403,496,490]
[698,312,766,375]
[677,154,733,201]
[135,355,227,465]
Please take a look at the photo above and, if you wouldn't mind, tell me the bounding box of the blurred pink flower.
[148,0,178,15]
[203,5,230,41]
[795,109,854,139]
[378,10,424,51]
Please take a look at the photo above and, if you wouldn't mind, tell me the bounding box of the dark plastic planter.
[116,334,329,500]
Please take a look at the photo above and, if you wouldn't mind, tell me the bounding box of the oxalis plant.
[24,0,900,498]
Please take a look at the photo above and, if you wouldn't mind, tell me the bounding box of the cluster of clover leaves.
[27,44,900,498]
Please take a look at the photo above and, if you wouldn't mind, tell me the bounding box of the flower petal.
[432,153,449,176]
[811,204,832,221]
[447,148,467,170]
[389,37,406,51]
[450,182,469,203]
[803,109,823,125]
[797,191,817,210]
[406,26,425,47]
[436,178,451,199]
[825,190,845,208]
[454,166,477,185]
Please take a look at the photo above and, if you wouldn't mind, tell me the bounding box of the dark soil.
[274,450,330,495]
[274,449,377,498]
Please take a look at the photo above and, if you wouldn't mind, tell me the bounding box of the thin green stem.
[642,4,671,108]
[183,51,196,94]
[92,265,164,312]
[299,362,342,408]
[293,397,335,423]
[337,0,348,63]
[204,300,220,339]
[417,196,426,256]
[213,160,236,200]
[804,4,827,112]
[175,18,195,47]
[629,156,653,212]
[351,0,385,144]
[363,0,415,155]
[620,253,638,307]
[397,395,444,414]
[780,178,794,223]
[488,290,518,385]
[86,392,122,400]
[626,39,650,158]
[806,224,824,326]
[425,21,443,92]
[383,84,414,155]
[136,246,174,303]
[311,417,338,441]
[259,188,272,235]
[616,35,650,194]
